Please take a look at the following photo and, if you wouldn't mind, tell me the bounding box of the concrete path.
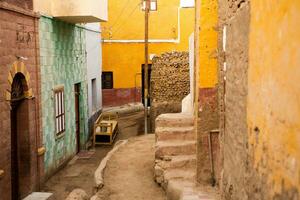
[94,134,166,200]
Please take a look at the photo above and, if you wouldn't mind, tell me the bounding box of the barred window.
[54,87,65,136]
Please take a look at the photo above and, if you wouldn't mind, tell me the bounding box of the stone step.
[164,169,196,182]
[156,126,195,141]
[156,155,196,170]
[167,180,217,200]
[160,169,196,191]
[23,192,53,200]
[155,141,196,159]
[156,113,194,128]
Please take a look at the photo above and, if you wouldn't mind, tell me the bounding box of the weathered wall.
[102,88,141,107]
[247,1,300,199]
[219,1,300,199]
[86,23,102,136]
[150,52,190,132]
[196,0,220,185]
[0,2,43,199]
[2,0,33,10]
[39,16,89,179]
[218,0,250,199]
[101,0,194,106]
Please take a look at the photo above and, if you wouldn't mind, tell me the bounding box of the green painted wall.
[39,16,89,177]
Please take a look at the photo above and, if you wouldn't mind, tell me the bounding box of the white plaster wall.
[181,33,195,114]
[86,23,102,117]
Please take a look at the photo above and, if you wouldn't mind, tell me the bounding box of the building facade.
[193,0,300,199]
[85,23,103,137]
[101,0,194,107]
[218,0,300,199]
[33,0,107,179]
[39,16,89,178]
[0,1,44,199]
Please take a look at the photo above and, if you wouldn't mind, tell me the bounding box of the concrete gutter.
[94,140,128,190]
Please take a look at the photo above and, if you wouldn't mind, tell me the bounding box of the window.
[142,0,157,11]
[180,0,194,8]
[54,87,65,136]
[92,78,97,111]
[102,72,113,89]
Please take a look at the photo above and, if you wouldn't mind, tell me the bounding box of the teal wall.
[39,16,89,177]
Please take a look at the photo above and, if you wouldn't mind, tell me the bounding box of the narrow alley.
[0,0,299,200]
[42,111,145,199]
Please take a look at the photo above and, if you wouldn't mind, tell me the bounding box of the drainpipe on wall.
[33,15,42,190]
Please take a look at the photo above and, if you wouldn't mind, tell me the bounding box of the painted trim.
[103,8,181,44]
[5,61,34,101]
[0,170,4,179]
[37,147,46,156]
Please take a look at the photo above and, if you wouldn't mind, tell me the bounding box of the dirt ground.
[42,111,145,199]
[95,134,166,200]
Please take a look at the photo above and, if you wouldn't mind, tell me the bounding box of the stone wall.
[196,88,220,185]
[150,52,190,132]
[218,1,251,199]
[2,0,33,10]
[219,1,300,199]
[39,16,89,179]
[196,0,220,186]
[0,3,42,199]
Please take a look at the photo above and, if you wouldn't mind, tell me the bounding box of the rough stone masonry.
[150,51,190,132]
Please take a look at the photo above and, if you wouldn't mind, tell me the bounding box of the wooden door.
[11,103,20,200]
[74,84,81,153]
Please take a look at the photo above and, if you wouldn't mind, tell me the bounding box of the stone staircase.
[154,113,218,200]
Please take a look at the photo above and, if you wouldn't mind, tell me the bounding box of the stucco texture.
[101,0,194,89]
[248,1,300,199]
[39,16,89,178]
[199,0,218,88]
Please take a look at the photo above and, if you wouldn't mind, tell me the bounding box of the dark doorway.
[74,83,81,153]
[10,73,31,200]
[141,64,152,106]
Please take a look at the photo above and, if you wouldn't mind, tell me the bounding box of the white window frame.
[54,87,65,136]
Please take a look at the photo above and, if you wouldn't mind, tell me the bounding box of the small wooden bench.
[93,112,119,146]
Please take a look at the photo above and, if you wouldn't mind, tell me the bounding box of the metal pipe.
[208,129,219,187]
[144,0,150,134]
[135,73,142,103]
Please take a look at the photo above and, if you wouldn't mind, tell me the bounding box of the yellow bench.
[93,112,119,146]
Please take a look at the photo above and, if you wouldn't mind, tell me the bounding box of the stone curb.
[94,140,128,190]
[102,103,144,115]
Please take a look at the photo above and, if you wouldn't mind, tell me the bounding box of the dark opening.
[141,64,152,106]
[102,72,113,89]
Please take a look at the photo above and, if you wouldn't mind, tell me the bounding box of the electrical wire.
[110,0,133,29]
[113,2,141,36]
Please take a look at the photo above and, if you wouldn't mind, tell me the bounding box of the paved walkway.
[95,134,166,200]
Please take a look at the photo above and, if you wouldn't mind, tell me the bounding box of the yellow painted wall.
[101,0,194,89]
[248,1,300,196]
[198,0,218,88]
